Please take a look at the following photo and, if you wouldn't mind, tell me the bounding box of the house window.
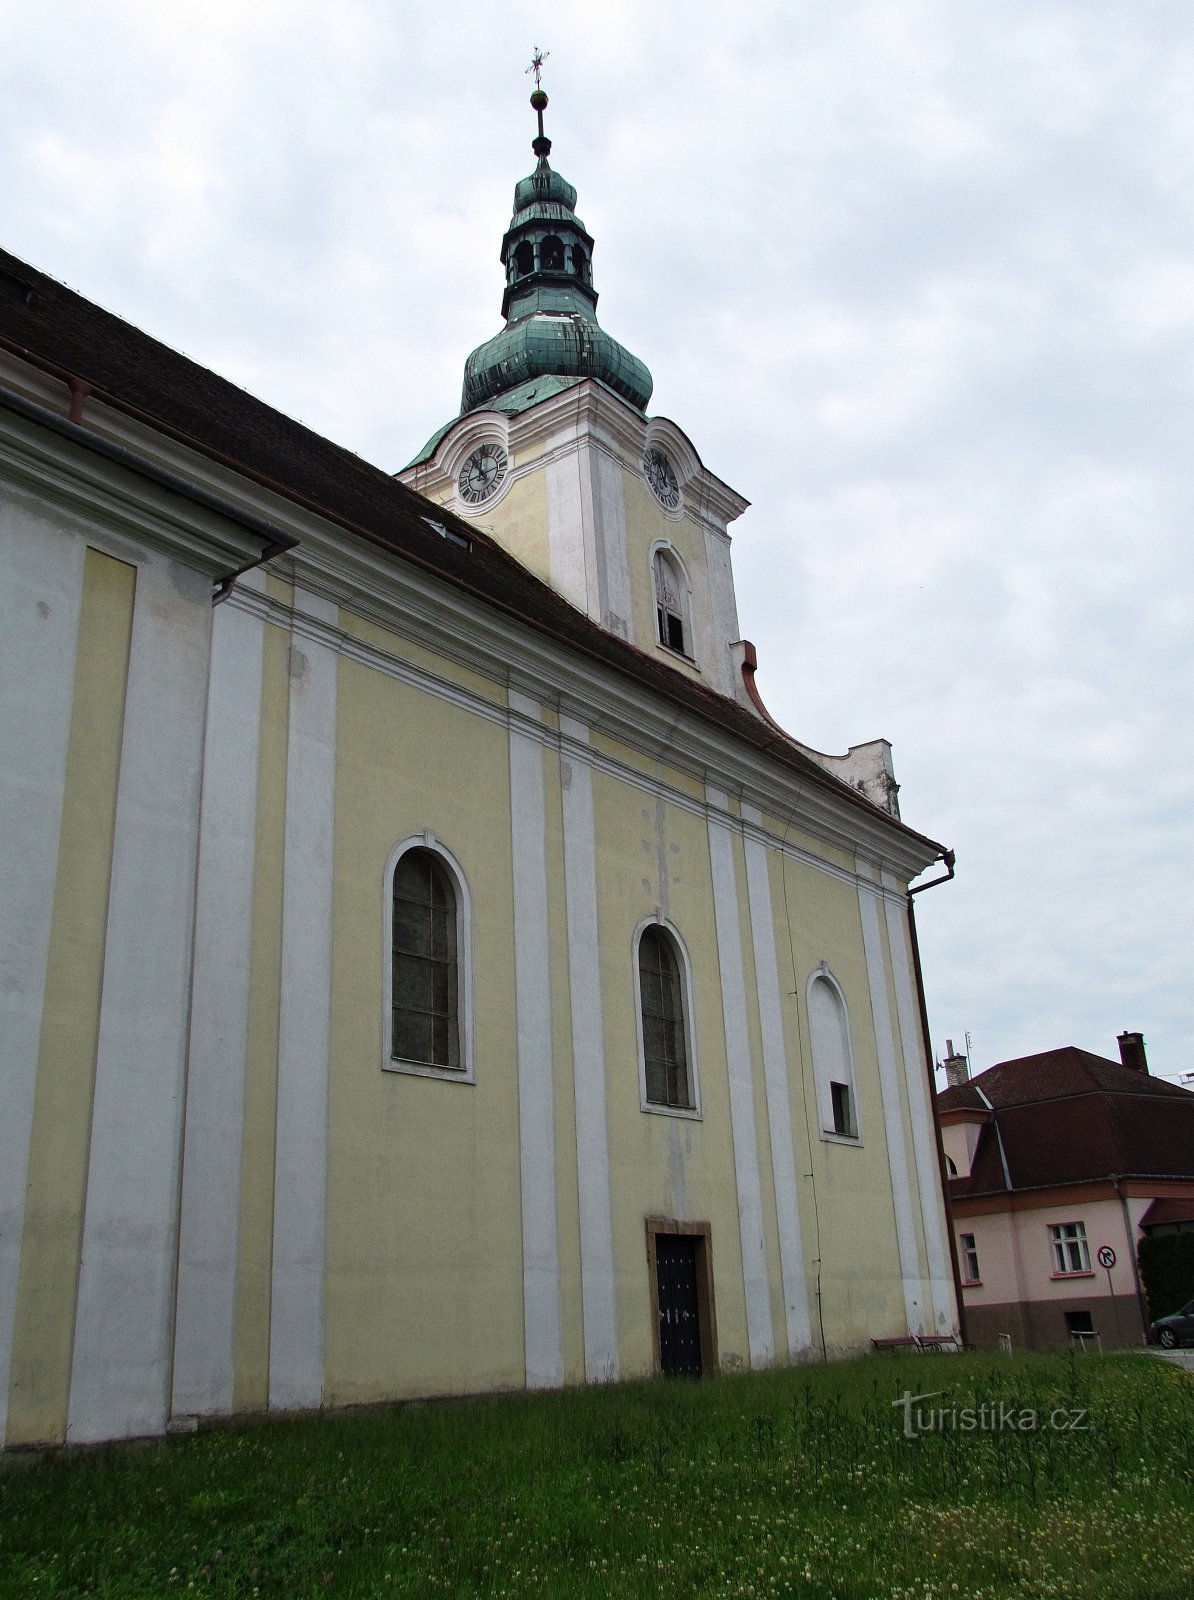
[653,549,688,656]
[636,923,697,1113]
[384,838,473,1081]
[960,1233,981,1284]
[808,969,861,1142]
[1049,1221,1090,1275]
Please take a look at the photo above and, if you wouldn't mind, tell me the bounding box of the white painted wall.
[172,593,265,1416]
[68,550,212,1443]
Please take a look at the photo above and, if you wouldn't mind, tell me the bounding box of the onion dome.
[459,82,652,416]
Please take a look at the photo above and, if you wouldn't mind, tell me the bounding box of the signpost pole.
[1097,1245,1123,1348]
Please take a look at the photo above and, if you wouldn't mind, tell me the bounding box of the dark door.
[656,1233,703,1376]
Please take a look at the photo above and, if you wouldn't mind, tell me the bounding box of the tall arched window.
[384,841,474,1079]
[808,970,859,1139]
[653,549,688,656]
[540,234,565,271]
[514,239,535,277]
[637,924,696,1112]
[392,849,458,1068]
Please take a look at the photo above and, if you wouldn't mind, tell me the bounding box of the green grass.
[2,1352,1193,1599]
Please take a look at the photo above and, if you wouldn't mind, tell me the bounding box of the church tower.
[399,68,751,701]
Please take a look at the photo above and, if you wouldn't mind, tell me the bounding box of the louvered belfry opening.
[392,849,460,1069]
[639,925,691,1109]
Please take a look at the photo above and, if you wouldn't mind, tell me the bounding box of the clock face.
[458,443,508,504]
[643,447,680,510]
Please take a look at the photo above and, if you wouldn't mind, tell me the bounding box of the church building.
[0,82,958,1448]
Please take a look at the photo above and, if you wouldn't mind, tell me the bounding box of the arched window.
[540,234,565,271]
[384,839,473,1080]
[571,244,588,281]
[514,239,535,277]
[653,549,688,656]
[808,971,859,1140]
[636,924,696,1112]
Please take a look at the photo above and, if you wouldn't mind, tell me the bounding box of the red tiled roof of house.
[940,1047,1194,1196]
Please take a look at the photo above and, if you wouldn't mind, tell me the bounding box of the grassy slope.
[2,1353,1192,1599]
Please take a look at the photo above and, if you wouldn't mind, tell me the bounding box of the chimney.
[1117,1031,1148,1074]
[943,1038,970,1087]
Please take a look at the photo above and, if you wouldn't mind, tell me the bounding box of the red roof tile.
[940,1047,1194,1196]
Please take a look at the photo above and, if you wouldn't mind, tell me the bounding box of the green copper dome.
[459,92,652,417]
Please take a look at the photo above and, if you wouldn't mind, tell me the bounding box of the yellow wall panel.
[339,608,507,709]
[764,846,908,1348]
[6,548,135,1445]
[479,472,550,583]
[589,771,751,1375]
[324,661,525,1403]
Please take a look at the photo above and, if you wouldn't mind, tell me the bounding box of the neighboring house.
[0,87,959,1451]
[939,1034,1194,1349]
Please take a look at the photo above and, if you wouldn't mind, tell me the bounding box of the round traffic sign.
[1097,1245,1116,1269]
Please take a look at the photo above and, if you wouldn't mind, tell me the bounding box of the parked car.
[1149,1298,1194,1348]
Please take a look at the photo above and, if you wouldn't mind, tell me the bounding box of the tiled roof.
[0,246,940,854]
[1139,1198,1194,1229]
[940,1047,1194,1196]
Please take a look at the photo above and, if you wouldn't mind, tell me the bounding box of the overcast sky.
[3,1,1191,1083]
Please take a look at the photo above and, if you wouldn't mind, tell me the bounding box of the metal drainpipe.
[906,850,969,1347]
[1110,1174,1149,1343]
[0,381,299,600]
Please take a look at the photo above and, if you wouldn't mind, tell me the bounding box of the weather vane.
[526,46,552,159]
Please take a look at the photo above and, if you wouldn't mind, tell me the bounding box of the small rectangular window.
[829,1080,856,1138]
[961,1232,981,1283]
[1049,1221,1090,1275]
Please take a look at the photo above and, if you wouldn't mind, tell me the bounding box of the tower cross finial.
[526,46,549,89]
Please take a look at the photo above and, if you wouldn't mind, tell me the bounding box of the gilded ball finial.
[530,88,548,111]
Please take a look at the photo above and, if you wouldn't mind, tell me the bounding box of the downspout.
[906,850,969,1346]
[1110,1174,1149,1342]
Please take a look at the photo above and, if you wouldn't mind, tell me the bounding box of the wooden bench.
[871,1334,960,1354]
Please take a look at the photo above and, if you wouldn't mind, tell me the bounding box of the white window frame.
[632,914,701,1120]
[806,965,862,1144]
[650,542,695,663]
[382,832,475,1084]
[960,1232,981,1284]
[1049,1221,1090,1276]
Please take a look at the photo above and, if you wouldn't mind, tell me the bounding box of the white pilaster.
[269,590,339,1411]
[0,511,85,1445]
[509,691,563,1388]
[559,716,618,1381]
[171,596,265,1416]
[883,885,957,1332]
[856,880,925,1335]
[706,791,774,1369]
[741,807,812,1359]
[68,552,212,1443]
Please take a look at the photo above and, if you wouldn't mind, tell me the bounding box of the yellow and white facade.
[0,184,957,1447]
